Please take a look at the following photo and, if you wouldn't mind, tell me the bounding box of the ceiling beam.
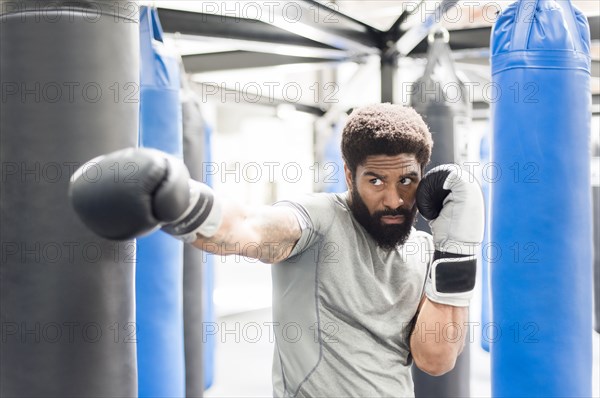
[160,6,599,79]
[166,32,350,60]
[382,1,423,45]
[256,0,382,55]
[182,51,342,74]
[394,0,460,56]
[157,8,335,50]
[157,3,384,57]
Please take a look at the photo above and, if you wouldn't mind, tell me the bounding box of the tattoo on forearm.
[256,210,299,262]
[195,207,299,263]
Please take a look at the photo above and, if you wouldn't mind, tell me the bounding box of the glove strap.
[161,180,223,242]
[425,250,476,307]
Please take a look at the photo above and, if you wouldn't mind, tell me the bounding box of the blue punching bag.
[202,123,217,390]
[490,1,592,396]
[322,121,347,193]
[137,7,185,397]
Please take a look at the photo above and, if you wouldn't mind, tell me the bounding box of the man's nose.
[382,186,404,210]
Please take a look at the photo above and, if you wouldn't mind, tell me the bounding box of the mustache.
[372,206,415,219]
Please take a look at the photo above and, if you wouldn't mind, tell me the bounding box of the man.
[70,103,484,397]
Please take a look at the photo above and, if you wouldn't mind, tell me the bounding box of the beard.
[348,184,417,250]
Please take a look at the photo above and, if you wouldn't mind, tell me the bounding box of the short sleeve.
[273,193,336,259]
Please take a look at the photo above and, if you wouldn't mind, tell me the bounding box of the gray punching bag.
[1,1,139,396]
[180,64,206,398]
[409,30,471,398]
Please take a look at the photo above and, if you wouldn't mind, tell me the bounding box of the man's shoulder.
[274,191,348,211]
[273,192,349,234]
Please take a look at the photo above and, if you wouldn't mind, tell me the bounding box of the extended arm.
[69,148,301,263]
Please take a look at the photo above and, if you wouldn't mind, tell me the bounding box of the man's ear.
[344,163,353,191]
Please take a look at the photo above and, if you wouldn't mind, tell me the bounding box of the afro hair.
[341,103,433,176]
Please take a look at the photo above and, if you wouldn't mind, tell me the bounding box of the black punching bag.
[1,1,139,396]
[409,29,471,398]
[180,64,207,398]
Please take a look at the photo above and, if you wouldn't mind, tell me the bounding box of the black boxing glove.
[69,147,222,242]
[416,164,484,307]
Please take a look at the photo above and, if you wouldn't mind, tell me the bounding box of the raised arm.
[409,164,484,375]
[69,147,301,263]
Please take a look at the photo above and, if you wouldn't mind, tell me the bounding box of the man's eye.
[400,177,413,186]
[370,178,383,186]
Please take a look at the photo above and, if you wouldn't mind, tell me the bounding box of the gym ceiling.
[152,0,600,114]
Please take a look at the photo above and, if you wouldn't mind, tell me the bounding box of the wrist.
[425,250,476,307]
[161,180,223,242]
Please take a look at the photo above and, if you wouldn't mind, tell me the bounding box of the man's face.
[344,154,421,250]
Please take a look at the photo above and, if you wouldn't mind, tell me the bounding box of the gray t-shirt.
[271,192,433,398]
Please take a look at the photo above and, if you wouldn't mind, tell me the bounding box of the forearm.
[410,299,468,376]
[192,199,299,263]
